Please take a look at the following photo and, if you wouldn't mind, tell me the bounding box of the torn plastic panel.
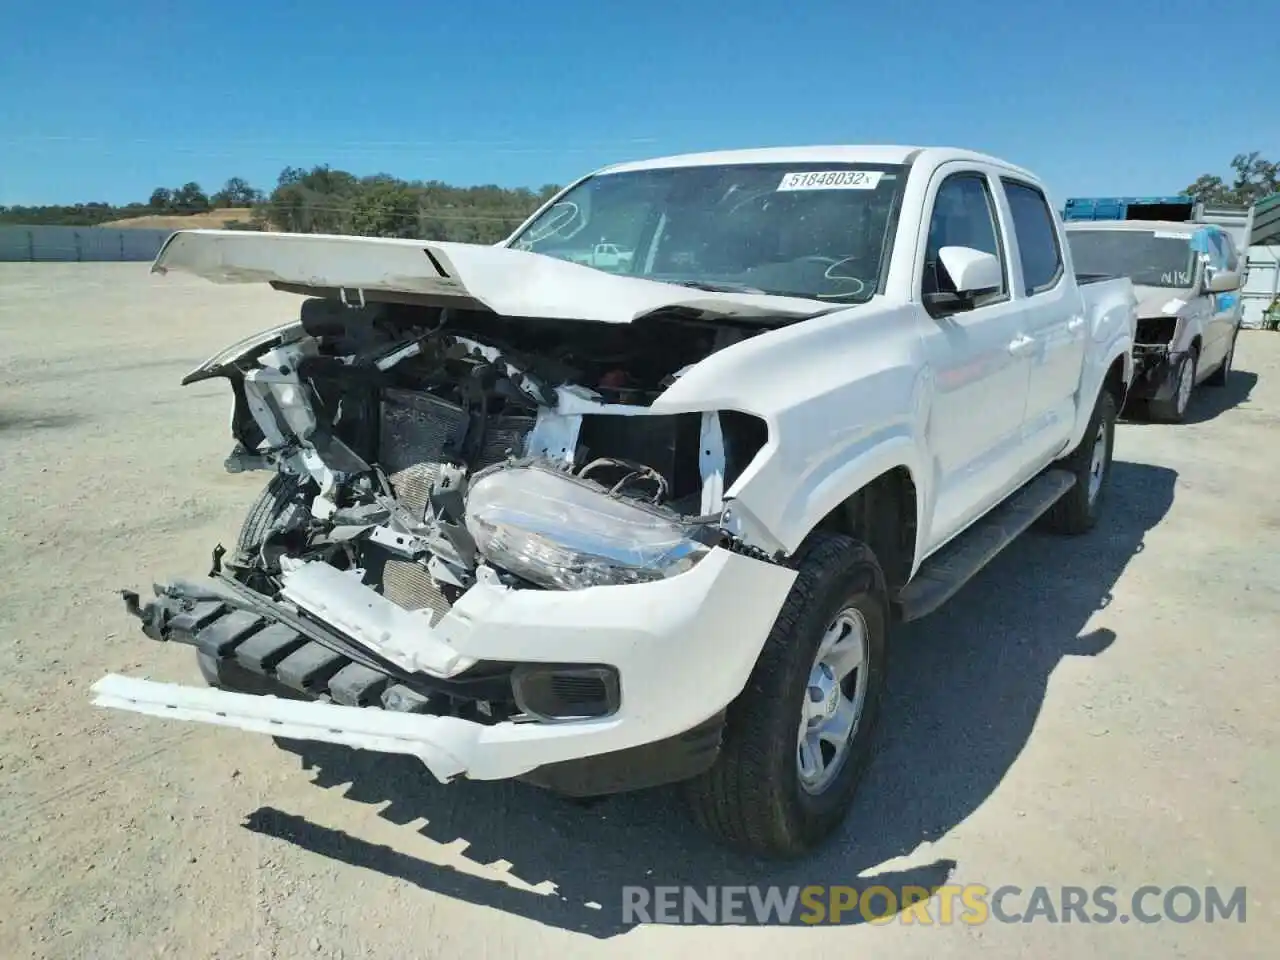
[181,320,305,386]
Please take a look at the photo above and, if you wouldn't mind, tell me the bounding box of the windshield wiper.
[665,279,769,294]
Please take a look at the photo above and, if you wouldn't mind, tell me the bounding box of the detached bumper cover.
[93,547,796,784]
[92,674,485,780]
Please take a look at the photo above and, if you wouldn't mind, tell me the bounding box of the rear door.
[916,164,1033,552]
[998,178,1086,466]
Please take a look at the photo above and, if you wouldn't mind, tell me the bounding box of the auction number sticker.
[777,170,884,191]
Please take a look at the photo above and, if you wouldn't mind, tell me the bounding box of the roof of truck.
[596,145,1035,178]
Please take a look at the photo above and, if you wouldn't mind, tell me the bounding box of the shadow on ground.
[0,409,85,433]
[1183,369,1258,424]
[1122,369,1258,426]
[244,460,1177,937]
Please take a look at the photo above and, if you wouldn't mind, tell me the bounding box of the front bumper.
[1126,344,1187,403]
[93,547,796,792]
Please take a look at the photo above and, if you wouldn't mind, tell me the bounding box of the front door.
[916,165,1033,553]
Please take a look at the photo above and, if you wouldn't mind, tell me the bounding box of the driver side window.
[922,173,1008,306]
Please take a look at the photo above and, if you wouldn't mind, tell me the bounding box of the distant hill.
[98,208,260,230]
[2,167,558,244]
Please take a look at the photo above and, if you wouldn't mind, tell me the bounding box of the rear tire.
[1043,387,1117,535]
[683,532,888,858]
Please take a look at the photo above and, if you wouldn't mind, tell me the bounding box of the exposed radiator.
[381,556,454,625]
[379,389,468,522]
[379,389,536,521]
[375,388,536,621]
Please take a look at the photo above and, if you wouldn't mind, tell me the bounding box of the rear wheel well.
[810,467,917,595]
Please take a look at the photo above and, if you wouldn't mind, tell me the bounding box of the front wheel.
[1148,351,1197,423]
[199,474,306,689]
[683,532,888,858]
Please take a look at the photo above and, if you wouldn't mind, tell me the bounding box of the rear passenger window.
[1002,180,1064,295]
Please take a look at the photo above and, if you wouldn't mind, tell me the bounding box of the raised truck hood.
[152,230,832,325]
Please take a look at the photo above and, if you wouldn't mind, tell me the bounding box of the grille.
[511,665,621,720]
[551,674,610,705]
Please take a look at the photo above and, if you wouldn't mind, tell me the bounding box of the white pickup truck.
[94,145,1137,858]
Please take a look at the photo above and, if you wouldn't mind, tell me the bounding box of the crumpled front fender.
[181,320,303,385]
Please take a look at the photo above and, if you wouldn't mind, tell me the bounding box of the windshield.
[508,162,908,303]
[1066,229,1196,288]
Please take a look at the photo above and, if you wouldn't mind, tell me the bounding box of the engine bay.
[209,297,773,625]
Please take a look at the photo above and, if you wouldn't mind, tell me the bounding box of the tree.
[172,182,210,214]
[211,177,262,208]
[1,166,552,235]
[349,181,420,238]
[1184,152,1280,206]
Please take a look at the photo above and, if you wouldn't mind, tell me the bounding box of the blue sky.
[2,0,1275,206]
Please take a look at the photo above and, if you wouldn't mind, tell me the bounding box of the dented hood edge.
[152,229,835,325]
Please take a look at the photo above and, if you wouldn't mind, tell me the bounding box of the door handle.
[1067,316,1086,332]
[1007,334,1036,355]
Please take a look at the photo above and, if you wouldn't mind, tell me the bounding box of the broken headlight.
[464,463,710,590]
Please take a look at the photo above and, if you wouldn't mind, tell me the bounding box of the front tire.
[683,532,888,858]
[200,473,306,690]
[1043,387,1117,535]
[1148,350,1197,422]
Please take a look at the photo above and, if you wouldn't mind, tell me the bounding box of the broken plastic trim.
[120,568,432,690]
[181,321,304,386]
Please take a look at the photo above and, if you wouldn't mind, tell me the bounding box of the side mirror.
[939,246,1002,294]
[1207,269,1240,293]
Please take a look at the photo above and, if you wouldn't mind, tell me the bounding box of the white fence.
[1242,245,1279,329]
[0,225,173,263]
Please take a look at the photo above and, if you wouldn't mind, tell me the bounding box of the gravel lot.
[1,263,1276,959]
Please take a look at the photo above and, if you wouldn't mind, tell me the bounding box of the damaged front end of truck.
[95,238,813,794]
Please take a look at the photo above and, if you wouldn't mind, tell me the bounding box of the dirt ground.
[98,208,257,230]
[1,263,1276,959]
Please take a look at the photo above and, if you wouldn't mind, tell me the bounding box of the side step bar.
[896,469,1076,622]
